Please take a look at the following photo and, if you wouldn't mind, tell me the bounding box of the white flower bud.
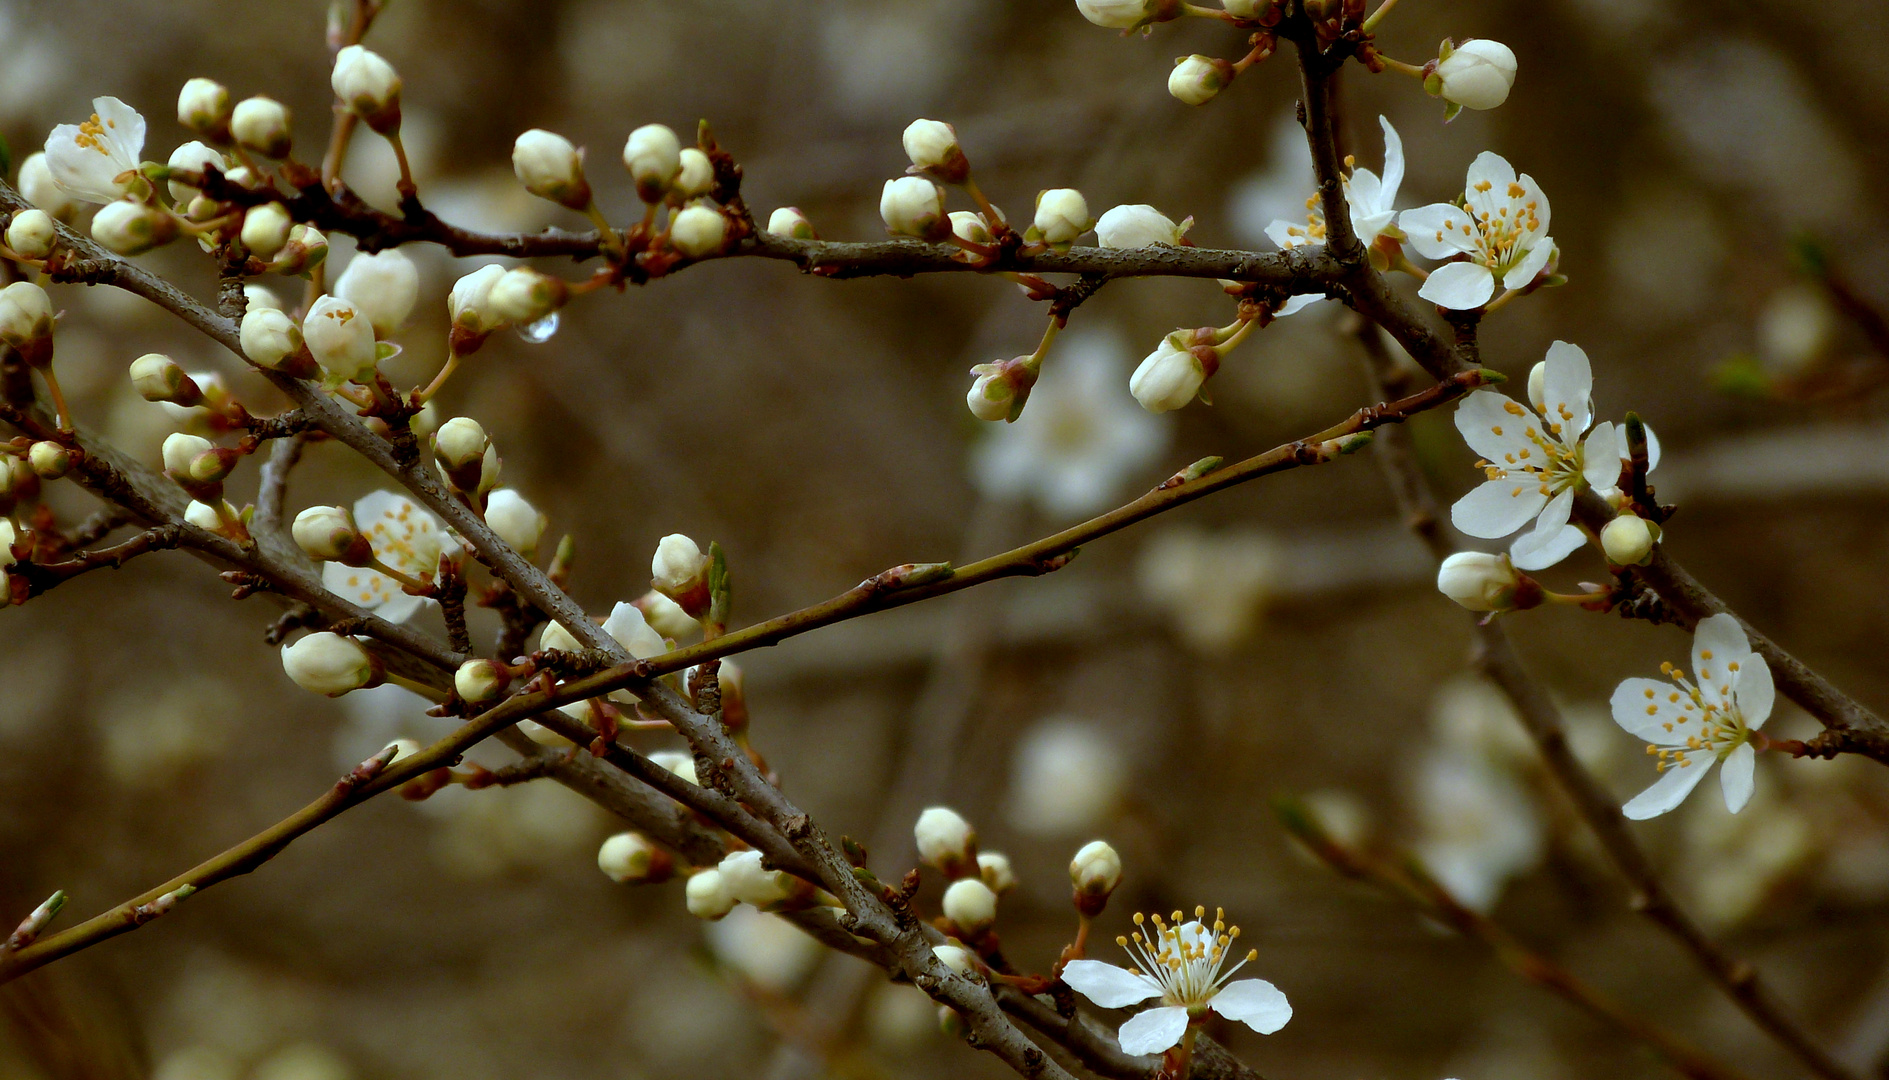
[914,807,977,876]
[949,211,993,246]
[335,249,419,336]
[1168,54,1232,106]
[455,658,509,704]
[0,519,17,571]
[449,264,509,334]
[1075,0,1171,29]
[631,591,692,642]
[162,432,213,477]
[28,440,69,479]
[942,878,998,936]
[1129,333,1207,413]
[272,224,327,275]
[19,154,77,222]
[331,44,402,134]
[933,944,976,975]
[434,417,489,469]
[1433,39,1517,112]
[671,148,714,201]
[231,96,292,158]
[487,267,567,327]
[902,118,968,183]
[1069,839,1122,897]
[652,533,709,593]
[977,852,1018,894]
[240,308,305,371]
[166,141,227,204]
[965,356,1038,423]
[766,206,815,240]
[1435,551,1522,612]
[184,499,226,532]
[669,201,728,258]
[648,749,699,786]
[302,295,378,383]
[92,200,176,256]
[281,632,381,697]
[0,282,55,350]
[719,849,794,908]
[623,123,682,202]
[686,868,736,920]
[5,209,55,259]
[383,738,425,764]
[244,284,284,312]
[1033,188,1091,247]
[1601,513,1656,567]
[880,176,947,241]
[484,488,547,556]
[291,505,358,561]
[512,129,591,210]
[240,203,293,261]
[598,832,660,883]
[1095,204,1186,249]
[1527,358,1547,412]
[177,78,231,138]
[129,353,197,404]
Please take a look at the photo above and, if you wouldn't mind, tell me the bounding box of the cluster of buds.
[508,120,732,261]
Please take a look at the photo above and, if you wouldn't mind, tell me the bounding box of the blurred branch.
[253,430,310,536]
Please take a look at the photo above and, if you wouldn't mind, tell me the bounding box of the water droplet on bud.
[516,313,559,344]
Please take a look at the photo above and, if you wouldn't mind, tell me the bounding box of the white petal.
[1540,341,1593,437]
[1116,1006,1190,1056]
[1210,979,1292,1034]
[1276,294,1323,317]
[1515,171,1550,238]
[93,96,147,163]
[1060,960,1163,1009]
[1610,677,1699,742]
[1719,743,1756,813]
[1502,240,1554,290]
[1691,614,1752,708]
[1265,218,1315,251]
[1400,204,1477,260]
[1510,523,1584,572]
[1582,421,1621,490]
[1418,262,1496,310]
[1642,423,1662,471]
[1734,656,1775,730]
[376,592,426,625]
[1376,116,1404,208]
[1454,390,1545,463]
[1352,209,1396,248]
[1346,168,1382,216]
[1463,152,1516,219]
[1451,478,1548,539]
[1622,758,1714,820]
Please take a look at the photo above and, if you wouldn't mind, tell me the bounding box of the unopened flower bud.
[470,491,540,559]
[335,249,419,336]
[1435,550,1528,612]
[598,832,670,884]
[966,356,1038,423]
[244,284,284,312]
[1168,54,1233,106]
[487,267,567,327]
[671,148,714,202]
[880,176,948,241]
[129,353,201,405]
[949,211,993,245]
[19,153,77,222]
[649,749,699,786]
[1129,332,1209,413]
[942,878,998,936]
[183,499,228,532]
[455,658,510,704]
[902,119,968,184]
[240,202,293,260]
[1075,0,1177,29]
[628,592,691,643]
[6,209,55,260]
[977,852,1018,894]
[0,282,54,367]
[162,432,213,478]
[178,77,231,140]
[1032,188,1091,247]
[685,868,736,920]
[1601,513,1656,566]
[166,141,226,204]
[1526,358,1547,412]
[186,445,237,485]
[272,224,327,275]
[651,533,710,613]
[766,206,815,240]
[1222,0,1272,17]
[434,418,490,495]
[28,441,69,479]
[231,96,292,158]
[291,505,365,562]
[1431,39,1517,112]
[670,201,728,258]
[1096,204,1187,249]
[239,308,311,374]
[512,129,591,210]
[331,44,402,134]
[914,806,978,878]
[933,944,976,975]
[623,123,682,202]
[719,849,796,908]
[302,295,379,383]
[1069,839,1121,916]
[92,200,176,256]
[281,632,383,697]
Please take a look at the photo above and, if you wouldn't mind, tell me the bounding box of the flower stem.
[386,132,418,198]
[1024,317,1061,372]
[1179,2,1228,17]
[1360,0,1404,33]
[39,367,72,431]
[1483,288,1522,314]
[368,555,432,593]
[583,202,623,258]
[414,345,461,404]
[961,177,1008,236]
[1375,54,1429,78]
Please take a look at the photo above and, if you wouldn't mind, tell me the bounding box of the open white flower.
[1400,151,1554,310]
[1062,908,1290,1056]
[1265,115,1404,315]
[1611,614,1774,819]
[321,491,458,623]
[45,96,146,204]
[1450,341,1655,571]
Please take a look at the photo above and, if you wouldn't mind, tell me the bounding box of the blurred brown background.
[4,0,1889,1078]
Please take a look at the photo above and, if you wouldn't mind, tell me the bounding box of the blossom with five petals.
[1400,151,1555,310]
[1265,115,1404,315]
[45,96,147,205]
[322,491,459,623]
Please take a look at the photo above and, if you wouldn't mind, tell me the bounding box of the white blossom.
[302,295,379,383]
[914,806,977,874]
[1069,839,1123,896]
[686,868,736,920]
[766,206,815,239]
[45,96,145,204]
[1095,204,1189,249]
[1611,614,1774,819]
[902,118,966,180]
[484,489,547,557]
[1063,908,1290,1055]
[1433,39,1518,113]
[1400,151,1554,310]
[1265,116,1404,315]
[321,491,458,623]
[455,658,509,704]
[1601,512,1656,566]
[335,249,420,336]
[0,281,55,350]
[19,153,78,221]
[703,905,824,992]
[1129,332,1206,413]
